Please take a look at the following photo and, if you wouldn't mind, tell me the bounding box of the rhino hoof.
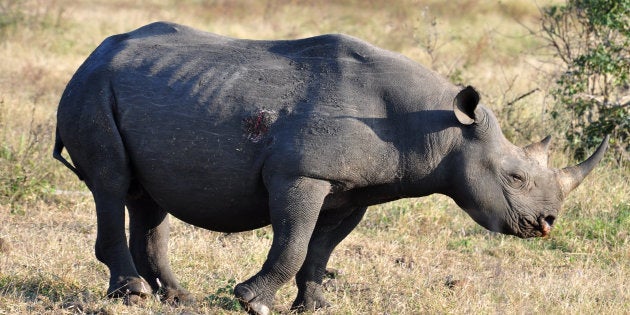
[124,293,146,305]
[160,287,195,306]
[234,284,270,315]
[107,277,152,305]
[291,297,331,312]
[244,302,270,315]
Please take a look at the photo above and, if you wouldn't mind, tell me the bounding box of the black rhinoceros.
[54,22,608,314]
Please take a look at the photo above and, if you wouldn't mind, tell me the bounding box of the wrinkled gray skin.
[54,22,608,314]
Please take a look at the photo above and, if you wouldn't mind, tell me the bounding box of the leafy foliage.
[205,278,242,311]
[0,0,23,35]
[0,101,55,213]
[541,0,629,161]
[0,0,65,39]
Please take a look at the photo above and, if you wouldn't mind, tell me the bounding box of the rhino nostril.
[544,215,556,227]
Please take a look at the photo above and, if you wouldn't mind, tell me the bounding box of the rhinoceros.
[53,22,608,314]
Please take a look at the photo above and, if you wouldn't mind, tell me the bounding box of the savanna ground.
[0,0,628,314]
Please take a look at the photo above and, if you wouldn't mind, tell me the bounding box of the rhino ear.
[453,86,480,125]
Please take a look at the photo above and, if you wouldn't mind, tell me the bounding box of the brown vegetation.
[0,0,627,314]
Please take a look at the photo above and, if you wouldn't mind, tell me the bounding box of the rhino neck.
[394,110,462,198]
[321,120,460,209]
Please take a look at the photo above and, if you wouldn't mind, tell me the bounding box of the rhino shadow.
[338,109,459,147]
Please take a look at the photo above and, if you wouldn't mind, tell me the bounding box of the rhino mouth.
[538,215,553,237]
[515,215,553,238]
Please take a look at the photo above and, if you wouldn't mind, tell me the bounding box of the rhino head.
[448,86,608,238]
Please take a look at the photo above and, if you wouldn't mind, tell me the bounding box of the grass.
[1,0,628,314]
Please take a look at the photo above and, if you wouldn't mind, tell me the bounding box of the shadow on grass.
[0,272,96,312]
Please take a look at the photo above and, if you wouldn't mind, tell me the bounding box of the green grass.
[1,0,628,314]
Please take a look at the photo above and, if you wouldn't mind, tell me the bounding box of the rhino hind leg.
[57,91,151,302]
[291,207,367,312]
[86,154,152,302]
[234,176,331,315]
[126,188,193,305]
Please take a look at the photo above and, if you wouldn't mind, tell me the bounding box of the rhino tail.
[53,127,84,181]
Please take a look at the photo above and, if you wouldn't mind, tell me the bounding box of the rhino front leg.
[127,190,192,304]
[291,207,367,312]
[234,176,330,315]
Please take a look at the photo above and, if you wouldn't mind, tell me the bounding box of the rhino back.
[61,22,458,229]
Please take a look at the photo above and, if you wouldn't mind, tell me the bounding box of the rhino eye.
[508,172,527,188]
[511,173,524,182]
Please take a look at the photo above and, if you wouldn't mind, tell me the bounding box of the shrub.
[0,100,55,213]
[540,0,629,162]
[0,0,64,38]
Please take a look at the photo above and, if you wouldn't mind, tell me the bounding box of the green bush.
[0,0,65,38]
[540,0,629,162]
[0,101,55,213]
[0,0,23,34]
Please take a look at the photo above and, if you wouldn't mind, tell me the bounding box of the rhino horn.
[523,135,552,167]
[557,135,609,197]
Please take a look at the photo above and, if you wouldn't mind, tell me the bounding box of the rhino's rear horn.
[558,135,609,197]
[523,135,552,167]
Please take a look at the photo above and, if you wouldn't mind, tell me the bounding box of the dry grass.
[1,0,628,314]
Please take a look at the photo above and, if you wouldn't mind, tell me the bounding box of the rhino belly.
[156,185,271,233]
[121,121,272,232]
[133,156,271,232]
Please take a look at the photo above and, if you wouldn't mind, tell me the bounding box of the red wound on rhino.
[243,109,275,143]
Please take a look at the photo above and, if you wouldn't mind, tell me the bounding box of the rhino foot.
[159,287,195,306]
[234,283,271,315]
[291,290,331,312]
[106,277,152,305]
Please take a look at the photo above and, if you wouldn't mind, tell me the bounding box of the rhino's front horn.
[558,135,610,197]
